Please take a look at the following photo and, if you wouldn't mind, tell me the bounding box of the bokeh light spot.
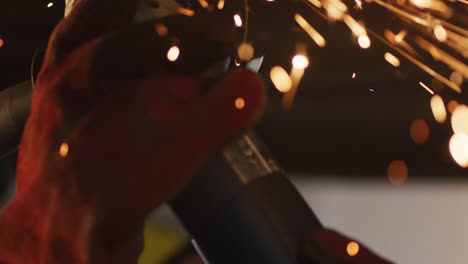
[347,241,360,257]
[387,160,408,185]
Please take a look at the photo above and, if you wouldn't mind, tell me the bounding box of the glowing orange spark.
[217,0,225,9]
[308,0,323,8]
[384,52,400,67]
[418,82,434,94]
[447,100,459,113]
[59,143,69,158]
[167,46,180,62]
[270,66,292,93]
[358,35,371,49]
[434,25,448,42]
[387,160,408,185]
[451,105,468,134]
[234,97,246,110]
[410,119,430,144]
[0,38,3,48]
[295,14,327,47]
[234,14,243,27]
[237,43,255,61]
[47,2,54,8]
[449,133,468,168]
[450,72,463,86]
[347,242,360,256]
[430,95,447,123]
[292,55,310,70]
[343,15,366,37]
[177,8,195,16]
[198,0,209,8]
[155,23,168,37]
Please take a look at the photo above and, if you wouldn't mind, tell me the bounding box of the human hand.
[0,1,266,263]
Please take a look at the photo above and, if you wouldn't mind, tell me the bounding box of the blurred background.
[0,0,467,263]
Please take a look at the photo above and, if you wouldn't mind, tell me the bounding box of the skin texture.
[0,0,392,263]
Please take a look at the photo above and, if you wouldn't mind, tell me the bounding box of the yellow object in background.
[139,222,187,264]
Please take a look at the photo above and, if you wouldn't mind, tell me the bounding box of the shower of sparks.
[418,82,434,94]
[231,0,466,169]
[295,14,326,47]
[217,0,225,10]
[384,52,400,67]
[234,14,243,27]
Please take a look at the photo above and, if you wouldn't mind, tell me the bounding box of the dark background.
[0,0,467,198]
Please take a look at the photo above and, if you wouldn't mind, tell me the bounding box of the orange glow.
[167,46,180,62]
[387,160,408,185]
[410,119,430,144]
[234,97,246,110]
[59,143,69,158]
[358,35,371,49]
[430,95,447,123]
[346,241,360,257]
[177,8,195,16]
[447,100,459,113]
[198,0,209,8]
[217,0,225,9]
[237,43,255,61]
[155,23,168,37]
[0,38,3,48]
[270,66,292,93]
[451,105,468,134]
[449,133,468,168]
